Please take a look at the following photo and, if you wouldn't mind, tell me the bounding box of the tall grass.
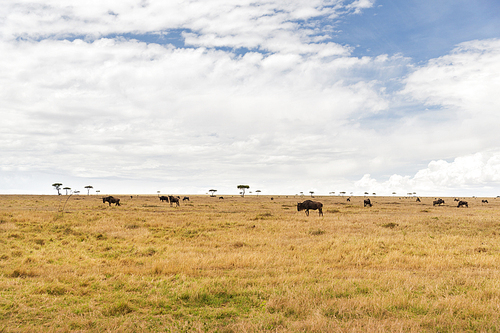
[1,194,500,331]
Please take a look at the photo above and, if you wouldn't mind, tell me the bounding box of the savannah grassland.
[1,194,500,332]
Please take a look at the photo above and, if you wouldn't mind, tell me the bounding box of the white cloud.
[355,151,500,196]
[346,0,375,14]
[1,1,352,56]
[0,34,405,194]
[402,39,500,119]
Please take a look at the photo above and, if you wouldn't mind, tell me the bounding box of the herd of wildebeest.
[99,194,487,217]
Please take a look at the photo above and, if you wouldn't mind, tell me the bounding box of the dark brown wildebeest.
[297,200,323,216]
[433,198,445,206]
[159,196,169,202]
[364,198,372,207]
[219,196,224,199]
[457,200,468,208]
[416,197,421,202]
[347,197,351,202]
[168,195,180,206]
[454,198,460,202]
[103,196,120,206]
[482,199,488,203]
[183,196,190,201]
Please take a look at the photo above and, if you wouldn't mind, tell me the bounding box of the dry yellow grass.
[1,194,500,332]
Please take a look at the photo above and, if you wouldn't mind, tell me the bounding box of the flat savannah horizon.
[1,194,500,332]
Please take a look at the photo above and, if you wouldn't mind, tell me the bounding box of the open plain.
[1,194,500,332]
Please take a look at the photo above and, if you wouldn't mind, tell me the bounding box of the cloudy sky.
[1,0,500,196]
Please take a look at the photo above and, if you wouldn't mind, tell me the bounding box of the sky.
[1,0,500,197]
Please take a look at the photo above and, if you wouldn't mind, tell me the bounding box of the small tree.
[364,192,369,197]
[340,191,346,196]
[209,189,217,197]
[96,190,100,195]
[255,190,261,196]
[157,191,161,197]
[329,192,335,196]
[52,183,63,195]
[63,187,71,195]
[85,185,93,195]
[309,191,314,197]
[237,185,250,197]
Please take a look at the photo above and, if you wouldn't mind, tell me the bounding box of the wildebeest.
[219,196,224,199]
[102,196,120,206]
[159,196,169,202]
[183,196,190,201]
[168,195,180,206]
[482,199,489,204]
[457,200,468,208]
[347,197,351,202]
[433,198,445,206]
[416,197,421,202]
[297,200,323,216]
[454,198,460,202]
[364,198,372,207]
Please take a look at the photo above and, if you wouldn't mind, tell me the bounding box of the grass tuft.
[104,301,135,316]
[309,229,325,235]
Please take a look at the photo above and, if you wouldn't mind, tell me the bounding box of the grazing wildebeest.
[482,199,488,204]
[364,198,372,207]
[433,198,445,206]
[183,196,190,201]
[297,200,323,216]
[219,196,224,199]
[102,196,120,206]
[168,195,180,206]
[271,197,274,200]
[457,200,468,208]
[347,197,351,202]
[159,196,169,202]
[454,198,460,202]
[416,197,421,202]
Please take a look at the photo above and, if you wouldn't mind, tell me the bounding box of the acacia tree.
[52,183,63,195]
[85,185,93,195]
[63,187,71,195]
[309,191,314,197]
[237,185,250,197]
[209,189,217,197]
[255,190,261,196]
